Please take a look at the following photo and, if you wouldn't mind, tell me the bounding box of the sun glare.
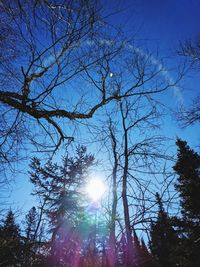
[86,178,106,202]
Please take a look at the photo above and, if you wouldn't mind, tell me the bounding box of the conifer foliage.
[0,149,170,267]
[149,140,200,267]
[173,139,200,266]
[29,146,96,266]
[1,140,200,266]
[23,206,45,266]
[0,210,23,266]
[173,139,200,219]
[149,193,178,267]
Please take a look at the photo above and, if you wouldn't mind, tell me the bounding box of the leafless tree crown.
[0,0,180,169]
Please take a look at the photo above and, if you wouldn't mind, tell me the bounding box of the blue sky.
[114,0,200,44]
[5,0,200,220]
[116,0,200,141]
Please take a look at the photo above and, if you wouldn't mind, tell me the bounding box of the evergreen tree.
[29,146,95,266]
[132,237,156,267]
[149,193,178,267]
[173,139,200,219]
[140,238,156,267]
[23,207,45,267]
[116,230,156,267]
[25,206,38,241]
[132,230,145,267]
[173,139,200,266]
[0,210,23,266]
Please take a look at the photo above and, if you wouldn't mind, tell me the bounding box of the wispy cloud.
[127,44,184,105]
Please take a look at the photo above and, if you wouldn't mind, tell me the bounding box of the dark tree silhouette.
[149,193,178,267]
[116,231,156,267]
[173,139,200,266]
[173,139,200,219]
[0,210,23,266]
[23,207,45,266]
[25,207,39,241]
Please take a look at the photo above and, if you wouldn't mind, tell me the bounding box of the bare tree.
[0,0,180,171]
[117,98,161,266]
[105,119,119,267]
[0,0,120,167]
[177,97,200,127]
[96,91,176,266]
[178,39,200,65]
[177,38,200,126]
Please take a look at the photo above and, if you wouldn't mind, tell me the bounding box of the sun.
[86,178,106,202]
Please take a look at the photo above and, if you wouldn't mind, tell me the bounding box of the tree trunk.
[108,122,118,267]
[121,103,134,267]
